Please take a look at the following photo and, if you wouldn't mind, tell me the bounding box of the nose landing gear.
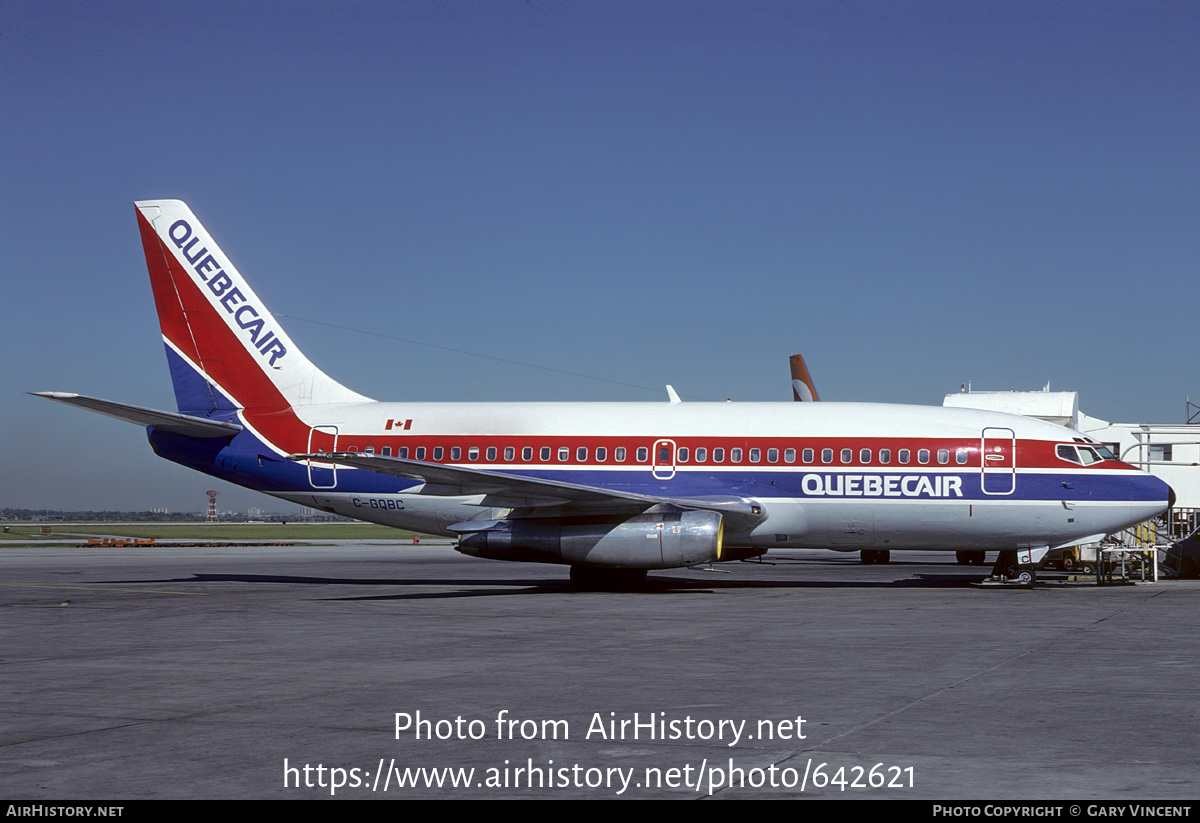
[978,550,1038,589]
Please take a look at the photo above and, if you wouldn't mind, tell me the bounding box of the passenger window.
[918,449,930,464]
[956,448,968,465]
[558,447,569,461]
[398,447,408,459]
[540,447,551,461]
[937,449,949,464]
[596,447,607,462]
[382,447,391,457]
[803,448,814,463]
[616,447,626,462]
[433,447,444,461]
[879,449,890,464]
[504,446,514,461]
[695,447,707,462]
[860,448,871,463]
[840,448,852,464]
[731,448,743,463]
[637,447,648,462]
[365,447,375,455]
[450,447,461,460]
[822,448,833,464]
[784,448,795,463]
[750,448,761,463]
[678,447,689,462]
[658,446,670,462]
[713,448,725,463]
[469,447,480,461]
[767,448,778,463]
[415,447,426,460]
[898,449,910,464]
[577,447,587,462]
[522,447,532,461]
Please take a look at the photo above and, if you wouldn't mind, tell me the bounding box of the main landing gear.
[860,550,891,564]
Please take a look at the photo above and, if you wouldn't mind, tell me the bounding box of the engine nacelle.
[454,508,724,569]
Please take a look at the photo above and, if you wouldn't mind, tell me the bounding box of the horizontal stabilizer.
[31,392,242,438]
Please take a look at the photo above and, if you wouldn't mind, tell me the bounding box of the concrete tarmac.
[2,542,1197,800]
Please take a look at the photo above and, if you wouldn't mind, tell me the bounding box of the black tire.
[860,550,876,564]
[956,551,971,565]
[1014,569,1036,587]
[878,550,891,564]
[1062,554,1076,571]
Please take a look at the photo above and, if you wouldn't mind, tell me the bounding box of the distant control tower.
[206,490,220,522]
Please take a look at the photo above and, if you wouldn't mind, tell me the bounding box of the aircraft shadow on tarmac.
[102,568,986,600]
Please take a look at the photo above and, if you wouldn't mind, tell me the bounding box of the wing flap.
[286,451,767,526]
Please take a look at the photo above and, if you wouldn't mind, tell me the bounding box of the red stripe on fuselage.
[297,433,1141,473]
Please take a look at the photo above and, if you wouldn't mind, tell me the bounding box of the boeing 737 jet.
[34,201,1173,588]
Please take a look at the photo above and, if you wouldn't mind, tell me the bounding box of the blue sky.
[3,1,1197,512]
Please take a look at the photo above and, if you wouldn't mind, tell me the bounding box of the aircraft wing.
[31,392,243,438]
[287,451,765,525]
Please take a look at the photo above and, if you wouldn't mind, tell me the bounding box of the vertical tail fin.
[789,353,819,402]
[135,200,371,414]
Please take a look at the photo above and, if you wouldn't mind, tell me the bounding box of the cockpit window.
[1058,443,1110,465]
[1056,445,1083,464]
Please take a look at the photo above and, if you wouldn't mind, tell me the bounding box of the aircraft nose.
[1168,483,1177,510]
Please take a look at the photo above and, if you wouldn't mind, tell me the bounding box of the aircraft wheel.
[969,551,987,565]
[877,550,891,564]
[569,566,648,591]
[956,551,971,565]
[860,551,876,565]
[1014,569,1036,587]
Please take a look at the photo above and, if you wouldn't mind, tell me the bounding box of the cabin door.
[307,425,339,488]
[981,427,1016,495]
[652,439,677,480]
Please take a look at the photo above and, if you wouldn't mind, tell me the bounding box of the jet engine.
[453,507,724,569]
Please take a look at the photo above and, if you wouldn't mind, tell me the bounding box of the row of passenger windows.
[332,444,974,466]
[345,445,646,463]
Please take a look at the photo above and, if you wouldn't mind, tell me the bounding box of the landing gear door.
[981,427,1015,495]
[652,439,676,480]
[307,425,339,488]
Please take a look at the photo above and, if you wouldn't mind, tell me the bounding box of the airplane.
[34,200,1174,588]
